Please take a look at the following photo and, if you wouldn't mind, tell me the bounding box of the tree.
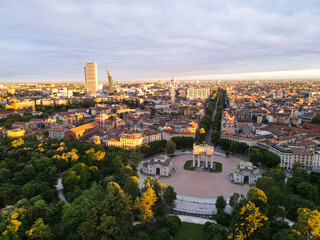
[256,177,275,194]
[78,182,132,240]
[1,210,22,239]
[171,136,195,149]
[62,185,105,240]
[237,143,249,153]
[11,138,24,148]
[26,218,52,240]
[134,184,157,222]
[62,163,91,192]
[229,201,268,240]
[311,116,320,125]
[163,185,177,205]
[216,195,227,212]
[293,163,308,179]
[211,130,219,145]
[272,229,305,240]
[152,228,170,240]
[84,148,105,166]
[166,140,176,155]
[166,215,181,236]
[139,233,150,240]
[205,223,228,240]
[230,142,238,155]
[247,188,268,204]
[297,182,319,203]
[218,139,231,150]
[294,208,320,239]
[123,176,140,199]
[262,165,286,183]
[250,147,263,165]
[229,193,244,209]
[216,211,232,227]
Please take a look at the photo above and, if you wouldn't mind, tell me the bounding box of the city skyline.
[1,0,320,82]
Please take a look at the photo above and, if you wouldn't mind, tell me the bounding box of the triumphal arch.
[192,144,214,168]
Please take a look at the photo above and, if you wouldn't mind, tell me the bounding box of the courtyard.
[140,154,251,199]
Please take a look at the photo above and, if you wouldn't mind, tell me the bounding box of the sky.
[1,0,320,82]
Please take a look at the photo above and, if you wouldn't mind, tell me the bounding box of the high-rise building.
[107,69,114,94]
[84,61,98,95]
[187,88,210,99]
[170,73,175,103]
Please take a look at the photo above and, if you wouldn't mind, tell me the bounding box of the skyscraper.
[107,69,114,94]
[170,73,175,103]
[84,61,98,95]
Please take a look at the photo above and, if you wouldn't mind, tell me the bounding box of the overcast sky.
[1,0,320,82]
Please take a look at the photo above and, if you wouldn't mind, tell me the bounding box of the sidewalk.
[175,194,233,215]
[170,214,216,225]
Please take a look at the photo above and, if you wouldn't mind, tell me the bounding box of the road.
[205,92,220,145]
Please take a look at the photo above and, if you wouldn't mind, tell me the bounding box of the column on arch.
[193,154,195,167]
[198,154,200,167]
[205,154,208,168]
[210,154,213,169]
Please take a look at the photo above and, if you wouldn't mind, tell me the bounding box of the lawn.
[183,160,195,171]
[184,160,222,173]
[173,222,204,240]
[209,162,222,172]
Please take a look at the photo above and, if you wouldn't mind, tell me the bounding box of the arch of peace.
[193,144,214,168]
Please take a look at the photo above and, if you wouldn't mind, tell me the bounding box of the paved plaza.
[152,154,251,199]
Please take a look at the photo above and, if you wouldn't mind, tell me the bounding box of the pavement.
[153,154,251,199]
[174,194,233,216]
[55,178,69,204]
[171,215,216,224]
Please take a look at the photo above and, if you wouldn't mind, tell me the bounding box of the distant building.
[49,127,68,140]
[6,100,35,110]
[231,162,260,185]
[107,133,148,149]
[84,61,98,95]
[8,89,15,95]
[64,122,99,142]
[221,111,237,135]
[107,69,114,94]
[142,155,172,176]
[187,88,210,99]
[170,74,175,103]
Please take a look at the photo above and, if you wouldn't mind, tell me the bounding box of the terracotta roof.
[12,122,28,126]
[69,122,99,134]
[29,118,45,122]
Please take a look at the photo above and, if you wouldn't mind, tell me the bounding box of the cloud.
[0,0,320,82]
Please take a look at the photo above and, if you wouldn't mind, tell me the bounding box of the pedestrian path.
[175,194,233,216]
[169,214,216,225]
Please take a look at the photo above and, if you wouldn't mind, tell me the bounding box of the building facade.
[107,69,114,94]
[142,155,172,176]
[64,122,99,142]
[187,88,210,99]
[231,162,260,185]
[84,62,98,95]
[107,133,148,149]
